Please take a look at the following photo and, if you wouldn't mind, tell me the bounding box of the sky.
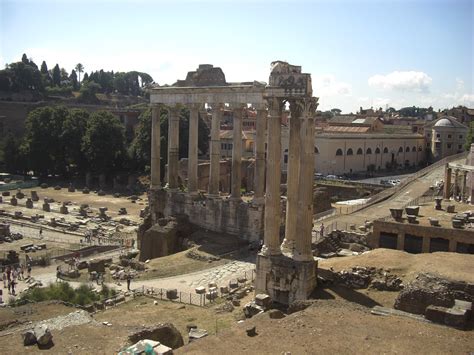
[1,0,473,113]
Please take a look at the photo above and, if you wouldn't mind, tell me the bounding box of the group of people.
[0,263,32,300]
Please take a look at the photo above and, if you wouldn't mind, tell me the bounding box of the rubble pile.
[319,266,403,291]
[312,230,370,258]
[394,273,474,315]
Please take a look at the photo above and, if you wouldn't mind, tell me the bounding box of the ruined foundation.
[255,254,317,305]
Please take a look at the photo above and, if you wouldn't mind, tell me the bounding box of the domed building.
[425,115,468,160]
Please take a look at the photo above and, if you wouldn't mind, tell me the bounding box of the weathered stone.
[405,206,420,216]
[1,191,10,196]
[31,191,39,201]
[246,326,257,337]
[97,190,106,196]
[166,289,178,299]
[229,279,238,289]
[188,328,208,342]
[243,301,264,318]
[255,294,272,309]
[446,205,455,213]
[394,273,474,315]
[16,190,25,199]
[444,308,468,329]
[82,187,90,194]
[220,286,229,294]
[42,202,50,212]
[34,325,52,346]
[128,323,184,349]
[453,299,472,318]
[195,286,206,294]
[22,329,37,346]
[10,196,18,206]
[268,309,286,319]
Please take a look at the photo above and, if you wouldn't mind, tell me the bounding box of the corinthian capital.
[266,97,285,115]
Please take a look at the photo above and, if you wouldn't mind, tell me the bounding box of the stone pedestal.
[31,191,39,202]
[42,202,50,212]
[60,203,68,214]
[26,198,33,209]
[10,197,17,206]
[255,253,317,305]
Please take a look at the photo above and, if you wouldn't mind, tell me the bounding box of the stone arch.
[314,146,319,154]
[405,146,410,152]
[347,148,353,156]
[336,148,343,156]
[412,146,416,152]
[357,148,363,155]
[366,148,372,155]
[398,147,403,153]
[383,147,389,153]
[375,147,381,154]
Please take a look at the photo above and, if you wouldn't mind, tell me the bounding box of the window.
[411,146,416,152]
[375,148,380,154]
[357,148,363,155]
[366,148,372,155]
[459,135,463,139]
[458,145,463,150]
[383,147,388,153]
[447,143,452,149]
[398,147,403,153]
[436,134,440,138]
[347,148,353,155]
[418,146,422,151]
[336,148,343,156]
[448,134,452,139]
[405,146,410,152]
[314,147,319,154]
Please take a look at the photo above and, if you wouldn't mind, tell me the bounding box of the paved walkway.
[315,158,462,231]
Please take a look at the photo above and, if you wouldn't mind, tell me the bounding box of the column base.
[259,244,282,257]
[255,253,317,305]
[292,252,314,262]
[280,238,296,257]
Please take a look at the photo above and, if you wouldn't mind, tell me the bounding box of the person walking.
[126,273,132,291]
[320,223,325,238]
[27,263,32,278]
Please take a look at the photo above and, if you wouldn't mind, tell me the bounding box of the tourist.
[2,268,6,288]
[56,265,61,282]
[27,263,32,278]
[20,264,25,280]
[320,223,325,238]
[10,278,16,295]
[6,266,11,286]
[126,273,132,291]
[39,227,43,238]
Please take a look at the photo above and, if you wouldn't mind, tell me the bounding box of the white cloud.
[314,74,352,97]
[456,78,465,91]
[368,71,432,92]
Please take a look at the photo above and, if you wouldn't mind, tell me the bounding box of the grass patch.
[13,282,117,306]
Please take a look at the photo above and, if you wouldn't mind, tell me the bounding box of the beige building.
[425,116,468,161]
[281,127,426,175]
[219,129,255,158]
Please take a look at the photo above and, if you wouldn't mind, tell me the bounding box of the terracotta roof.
[322,126,370,133]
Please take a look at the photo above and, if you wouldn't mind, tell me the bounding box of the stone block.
[452,219,463,228]
[42,203,50,212]
[389,208,403,219]
[34,325,52,346]
[54,185,61,190]
[188,328,208,342]
[31,191,39,201]
[16,190,25,199]
[208,282,217,288]
[82,187,90,194]
[59,205,68,214]
[220,286,229,294]
[10,197,18,206]
[243,301,264,318]
[453,299,472,318]
[255,294,272,309]
[405,206,420,216]
[166,289,178,299]
[425,305,447,324]
[2,191,10,196]
[22,329,37,346]
[444,308,468,329]
[428,217,439,226]
[447,205,455,213]
[407,215,417,224]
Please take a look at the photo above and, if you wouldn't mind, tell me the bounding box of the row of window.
[429,134,464,139]
[221,143,233,150]
[335,146,423,156]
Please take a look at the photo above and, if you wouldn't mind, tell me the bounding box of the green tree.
[40,61,48,74]
[69,69,79,90]
[75,63,84,84]
[23,106,69,176]
[52,64,61,86]
[2,133,26,173]
[465,121,474,151]
[81,111,126,174]
[62,108,89,173]
[77,81,101,104]
[21,53,29,65]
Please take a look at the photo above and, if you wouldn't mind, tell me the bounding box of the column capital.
[265,97,285,115]
[209,102,224,111]
[229,103,247,110]
[253,102,267,111]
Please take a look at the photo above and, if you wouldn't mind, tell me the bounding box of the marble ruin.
[147,61,319,305]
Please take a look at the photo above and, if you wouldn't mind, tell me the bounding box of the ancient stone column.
[281,100,302,256]
[168,105,180,189]
[453,169,459,200]
[443,165,451,199]
[231,103,245,200]
[461,171,467,202]
[261,97,284,256]
[253,104,266,203]
[151,104,161,189]
[209,103,223,196]
[188,104,200,194]
[294,98,318,261]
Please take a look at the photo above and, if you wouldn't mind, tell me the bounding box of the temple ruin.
[147,61,319,305]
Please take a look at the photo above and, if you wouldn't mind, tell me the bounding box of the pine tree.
[52,64,61,86]
[40,61,48,74]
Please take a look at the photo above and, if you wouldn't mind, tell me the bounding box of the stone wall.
[371,219,474,253]
[150,190,264,242]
